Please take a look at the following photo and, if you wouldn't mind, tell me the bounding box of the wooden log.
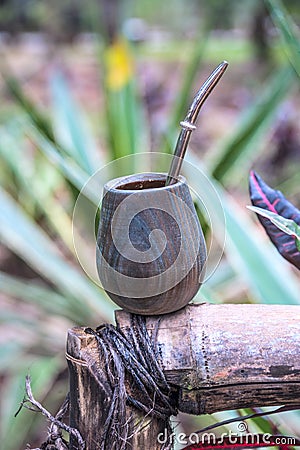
[67,327,167,450]
[67,303,300,449]
[117,303,300,415]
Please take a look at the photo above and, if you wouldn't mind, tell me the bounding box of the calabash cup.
[96,172,206,315]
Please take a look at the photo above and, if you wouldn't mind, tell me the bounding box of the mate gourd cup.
[96,172,206,315]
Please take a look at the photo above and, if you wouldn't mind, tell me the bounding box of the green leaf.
[50,72,99,174]
[26,124,99,204]
[2,72,103,188]
[247,205,300,237]
[105,81,145,160]
[0,341,24,372]
[0,187,115,322]
[247,205,300,251]
[3,74,55,141]
[100,39,148,163]
[171,32,208,129]
[210,65,295,183]
[266,0,300,77]
[193,283,223,304]
[161,32,209,155]
[0,123,76,252]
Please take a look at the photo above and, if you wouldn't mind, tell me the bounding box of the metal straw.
[165,61,228,186]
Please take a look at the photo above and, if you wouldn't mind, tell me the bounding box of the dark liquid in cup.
[116,178,166,191]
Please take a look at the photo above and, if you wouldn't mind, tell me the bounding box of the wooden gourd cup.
[96,172,206,315]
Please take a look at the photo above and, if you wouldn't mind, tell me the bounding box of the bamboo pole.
[67,303,300,449]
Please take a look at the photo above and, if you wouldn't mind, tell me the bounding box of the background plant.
[0,0,300,448]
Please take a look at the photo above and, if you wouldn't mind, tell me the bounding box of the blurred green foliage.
[0,0,298,41]
[0,0,300,448]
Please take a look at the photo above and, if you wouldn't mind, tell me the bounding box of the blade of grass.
[161,32,209,155]
[25,123,100,204]
[2,72,103,185]
[101,38,147,165]
[0,357,63,450]
[2,73,55,141]
[210,64,295,183]
[0,342,24,372]
[0,124,76,252]
[193,283,223,304]
[266,0,300,77]
[50,71,99,174]
[0,271,92,324]
[205,261,236,291]
[105,81,144,160]
[171,32,209,129]
[238,408,275,434]
[0,187,115,321]
[0,315,60,366]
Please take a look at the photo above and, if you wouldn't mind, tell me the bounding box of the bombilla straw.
[165,60,228,186]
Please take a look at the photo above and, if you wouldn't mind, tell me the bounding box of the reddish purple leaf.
[249,170,300,269]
